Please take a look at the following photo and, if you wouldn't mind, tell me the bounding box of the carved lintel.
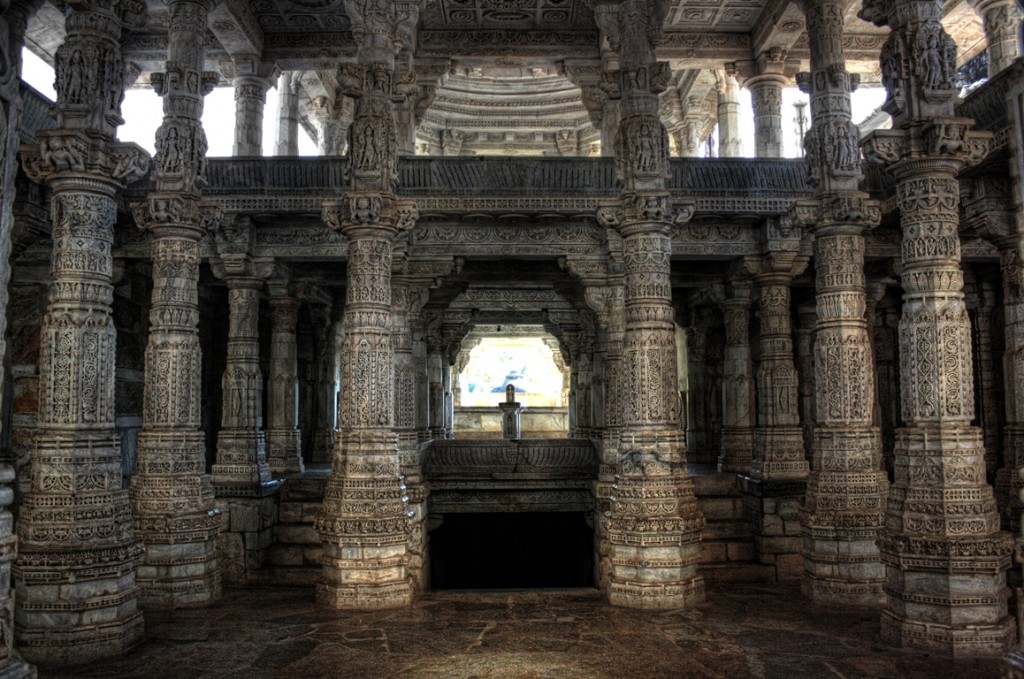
[21,130,150,186]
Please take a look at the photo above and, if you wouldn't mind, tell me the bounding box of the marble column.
[391,279,428,591]
[970,0,1021,76]
[749,270,808,481]
[718,283,755,473]
[315,0,422,610]
[228,67,275,157]
[275,71,299,156]
[209,256,275,494]
[15,0,150,664]
[129,0,221,611]
[970,282,1001,478]
[599,0,704,610]
[716,66,742,158]
[0,3,41,676]
[860,0,1014,653]
[309,302,339,464]
[797,0,889,605]
[266,288,303,475]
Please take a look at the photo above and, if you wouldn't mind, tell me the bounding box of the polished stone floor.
[41,583,1004,679]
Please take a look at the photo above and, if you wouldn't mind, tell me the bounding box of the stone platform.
[40,583,1002,678]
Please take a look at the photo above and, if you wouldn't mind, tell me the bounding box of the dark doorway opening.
[429,512,594,589]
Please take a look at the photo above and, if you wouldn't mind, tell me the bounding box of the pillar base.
[134,513,222,609]
[266,428,304,475]
[15,562,144,666]
[608,577,705,609]
[212,429,272,488]
[606,449,705,610]
[315,579,413,610]
[750,427,808,481]
[718,427,754,473]
[801,427,887,605]
[879,609,1016,657]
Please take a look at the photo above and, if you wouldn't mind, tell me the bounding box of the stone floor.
[41,583,1005,679]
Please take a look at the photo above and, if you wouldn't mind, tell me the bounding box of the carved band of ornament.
[152,64,219,101]
[21,132,150,187]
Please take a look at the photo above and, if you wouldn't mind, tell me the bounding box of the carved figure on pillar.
[15,0,151,665]
[591,0,705,610]
[860,0,1014,655]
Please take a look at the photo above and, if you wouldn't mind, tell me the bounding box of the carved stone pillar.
[309,302,339,464]
[266,286,303,475]
[860,0,1014,653]
[227,65,275,157]
[685,313,710,458]
[716,66,742,158]
[992,237,1024,530]
[315,0,422,609]
[970,0,1022,75]
[749,75,785,158]
[311,96,349,157]
[0,3,41,675]
[750,269,808,481]
[595,0,704,610]
[391,279,427,591]
[718,283,756,473]
[275,71,299,156]
[793,0,890,605]
[129,0,221,611]
[15,0,151,664]
[971,281,1001,478]
[210,255,275,493]
[426,344,445,440]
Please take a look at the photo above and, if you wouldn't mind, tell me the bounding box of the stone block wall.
[217,496,279,585]
[740,477,805,579]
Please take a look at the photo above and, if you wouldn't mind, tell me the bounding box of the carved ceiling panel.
[248,0,352,33]
[421,0,594,30]
[665,0,768,33]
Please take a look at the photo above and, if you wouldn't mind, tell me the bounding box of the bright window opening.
[459,337,565,408]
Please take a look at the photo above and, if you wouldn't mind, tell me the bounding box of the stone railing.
[425,439,598,481]
[124,156,812,202]
[18,82,55,146]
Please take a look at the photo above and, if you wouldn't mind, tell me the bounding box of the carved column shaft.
[973,0,1022,75]
[129,0,223,610]
[266,295,303,474]
[797,0,888,605]
[211,272,273,490]
[716,69,741,158]
[748,75,786,158]
[275,71,299,156]
[860,0,1013,651]
[232,75,270,157]
[310,304,339,463]
[0,3,38,676]
[15,0,148,664]
[719,292,755,473]
[600,0,704,610]
[751,275,808,479]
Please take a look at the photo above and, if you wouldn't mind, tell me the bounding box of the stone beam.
[208,0,264,59]
[751,0,807,57]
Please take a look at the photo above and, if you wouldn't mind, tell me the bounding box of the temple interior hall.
[1,0,1024,677]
